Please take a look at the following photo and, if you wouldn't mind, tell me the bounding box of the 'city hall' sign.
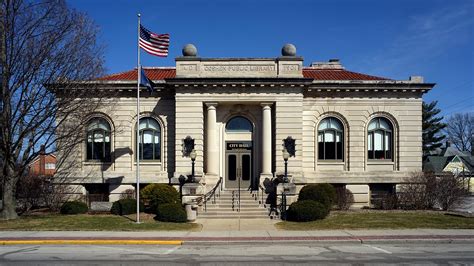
[226,141,253,151]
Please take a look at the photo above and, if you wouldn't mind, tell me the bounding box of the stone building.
[59,44,434,211]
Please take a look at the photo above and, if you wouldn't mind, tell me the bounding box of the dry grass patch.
[276,210,474,230]
[0,213,201,231]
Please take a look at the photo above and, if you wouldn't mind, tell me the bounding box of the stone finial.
[281,44,296,56]
[182,44,197,57]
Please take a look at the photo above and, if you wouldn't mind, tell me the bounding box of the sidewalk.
[1,229,473,245]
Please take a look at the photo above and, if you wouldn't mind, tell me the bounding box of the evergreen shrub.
[286,200,329,222]
[110,199,144,215]
[141,184,180,212]
[60,201,88,215]
[298,183,336,208]
[155,203,187,223]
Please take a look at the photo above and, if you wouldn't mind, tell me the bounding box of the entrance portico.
[171,46,306,190]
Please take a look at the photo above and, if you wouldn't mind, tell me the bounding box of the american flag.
[139,25,169,57]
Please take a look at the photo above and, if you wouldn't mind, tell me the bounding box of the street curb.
[0,240,182,245]
[1,235,473,245]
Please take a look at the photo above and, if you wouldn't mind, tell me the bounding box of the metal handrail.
[194,177,223,212]
[258,183,265,206]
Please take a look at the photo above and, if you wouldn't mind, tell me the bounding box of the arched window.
[138,117,161,160]
[318,117,343,160]
[86,117,111,161]
[226,116,253,132]
[368,117,393,160]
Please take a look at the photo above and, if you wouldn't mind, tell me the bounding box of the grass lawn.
[276,211,474,230]
[0,213,201,231]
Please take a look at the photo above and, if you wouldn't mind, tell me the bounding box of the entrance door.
[226,151,252,189]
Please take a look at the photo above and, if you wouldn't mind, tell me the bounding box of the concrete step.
[204,203,263,208]
[197,215,273,219]
[204,206,265,211]
[198,212,269,218]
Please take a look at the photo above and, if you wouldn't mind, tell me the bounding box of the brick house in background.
[28,149,56,177]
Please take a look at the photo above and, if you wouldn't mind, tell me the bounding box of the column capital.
[205,102,218,109]
[260,102,273,108]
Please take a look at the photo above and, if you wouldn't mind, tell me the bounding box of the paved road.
[1,242,473,265]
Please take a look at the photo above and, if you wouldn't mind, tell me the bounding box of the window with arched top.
[138,117,161,160]
[226,116,253,132]
[318,117,344,160]
[368,117,393,160]
[86,117,111,161]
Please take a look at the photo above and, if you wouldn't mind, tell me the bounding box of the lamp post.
[282,148,290,183]
[178,175,186,199]
[281,148,290,220]
[190,149,196,183]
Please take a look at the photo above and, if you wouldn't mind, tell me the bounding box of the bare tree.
[446,113,474,153]
[0,0,106,220]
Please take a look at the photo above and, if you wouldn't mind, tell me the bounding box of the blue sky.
[68,0,473,118]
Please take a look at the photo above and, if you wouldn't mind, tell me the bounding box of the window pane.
[154,132,160,160]
[105,142,111,161]
[368,119,377,130]
[147,119,160,131]
[228,155,236,181]
[317,132,323,142]
[318,119,329,130]
[143,143,153,160]
[139,118,160,131]
[331,118,343,131]
[337,141,343,160]
[379,118,391,130]
[143,130,153,143]
[94,131,104,143]
[88,118,110,131]
[87,142,93,160]
[324,142,336,159]
[368,133,372,151]
[385,132,392,159]
[154,143,160,160]
[336,132,342,143]
[324,131,335,142]
[374,130,383,150]
[93,142,104,160]
[226,116,253,132]
[318,142,324,159]
[242,155,251,181]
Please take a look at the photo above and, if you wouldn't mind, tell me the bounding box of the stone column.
[205,103,219,176]
[261,103,273,176]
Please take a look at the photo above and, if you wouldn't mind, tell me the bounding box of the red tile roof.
[302,69,389,80]
[98,68,176,81]
[97,67,389,81]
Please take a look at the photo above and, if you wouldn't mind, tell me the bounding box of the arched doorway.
[224,116,253,189]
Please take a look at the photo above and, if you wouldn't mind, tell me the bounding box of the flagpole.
[136,13,141,224]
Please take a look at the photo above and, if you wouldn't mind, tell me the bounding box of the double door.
[226,151,252,189]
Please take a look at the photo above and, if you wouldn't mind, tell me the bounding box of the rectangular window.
[45,163,55,169]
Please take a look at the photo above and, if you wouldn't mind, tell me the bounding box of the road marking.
[364,244,392,254]
[163,246,180,255]
[0,240,182,245]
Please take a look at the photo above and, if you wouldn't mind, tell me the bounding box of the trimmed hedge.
[141,184,180,212]
[60,201,88,215]
[111,199,145,215]
[155,203,187,223]
[286,200,329,222]
[298,183,336,208]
